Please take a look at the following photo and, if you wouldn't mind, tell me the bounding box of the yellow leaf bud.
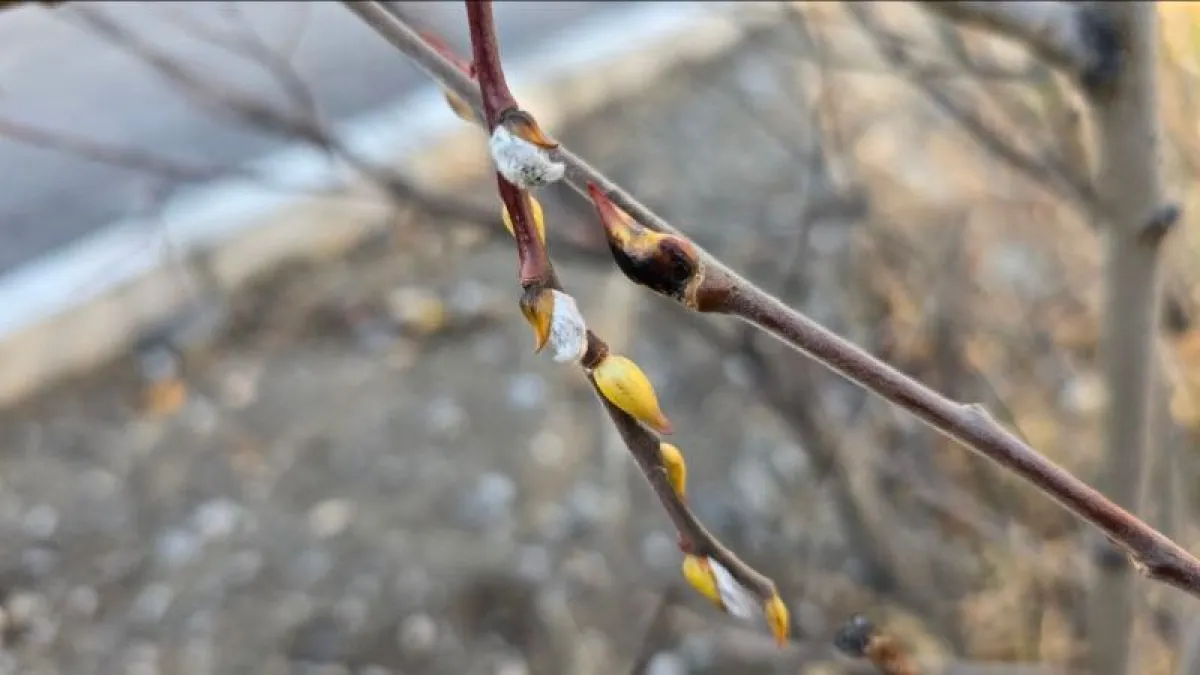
[592,354,673,434]
[519,287,554,353]
[764,593,790,646]
[659,442,687,499]
[502,194,546,245]
[443,90,477,123]
[682,555,722,608]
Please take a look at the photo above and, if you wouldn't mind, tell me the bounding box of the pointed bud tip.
[586,183,628,234]
[519,288,554,353]
[764,594,790,647]
[508,113,558,150]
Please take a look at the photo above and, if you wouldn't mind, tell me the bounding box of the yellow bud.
[588,182,653,249]
[443,89,477,123]
[502,194,546,245]
[659,443,687,499]
[764,593,790,646]
[505,110,559,150]
[519,287,555,353]
[682,555,722,608]
[592,354,673,434]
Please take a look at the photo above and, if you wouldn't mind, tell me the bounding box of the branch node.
[1077,8,1123,92]
[1139,202,1182,246]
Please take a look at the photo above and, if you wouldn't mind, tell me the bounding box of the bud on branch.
[588,183,704,307]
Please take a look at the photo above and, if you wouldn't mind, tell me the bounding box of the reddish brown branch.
[348,0,784,612]
[464,0,551,287]
[598,395,777,602]
[345,0,1200,600]
[464,0,516,122]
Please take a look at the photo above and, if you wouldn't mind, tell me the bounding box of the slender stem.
[464,0,516,122]
[463,0,550,287]
[342,1,782,601]
[598,394,776,600]
[714,280,1198,592]
[344,0,1200,599]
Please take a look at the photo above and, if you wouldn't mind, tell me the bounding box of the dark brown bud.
[587,183,702,306]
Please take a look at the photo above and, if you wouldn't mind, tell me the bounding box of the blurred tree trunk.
[1087,5,1168,675]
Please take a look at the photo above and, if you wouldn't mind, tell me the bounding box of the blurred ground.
[1,5,1199,675]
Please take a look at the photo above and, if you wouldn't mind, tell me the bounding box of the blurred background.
[0,1,1199,674]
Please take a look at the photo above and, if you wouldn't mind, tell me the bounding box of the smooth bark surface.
[1086,5,1169,675]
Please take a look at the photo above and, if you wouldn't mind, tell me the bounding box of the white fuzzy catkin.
[708,558,758,620]
[547,290,587,364]
[489,125,565,189]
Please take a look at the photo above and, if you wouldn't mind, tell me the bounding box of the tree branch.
[1085,5,1171,675]
[343,0,1200,600]
[917,1,1120,89]
[464,0,553,287]
[437,0,786,640]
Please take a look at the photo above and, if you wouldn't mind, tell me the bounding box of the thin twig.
[464,0,551,287]
[447,0,782,611]
[346,0,1200,599]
